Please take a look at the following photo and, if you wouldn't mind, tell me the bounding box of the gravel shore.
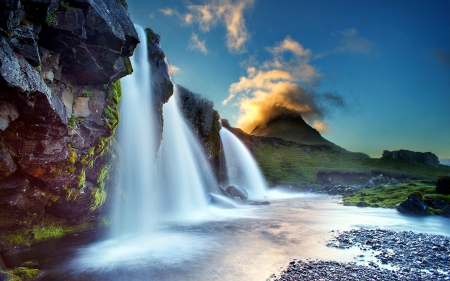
[270,229,450,281]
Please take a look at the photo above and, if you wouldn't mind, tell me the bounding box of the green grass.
[342,181,450,212]
[254,143,450,186]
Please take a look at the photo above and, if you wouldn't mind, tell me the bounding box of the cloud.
[169,65,181,75]
[433,49,450,67]
[223,36,346,134]
[159,7,179,16]
[188,33,208,54]
[337,28,372,53]
[149,13,154,19]
[315,28,373,59]
[162,0,254,53]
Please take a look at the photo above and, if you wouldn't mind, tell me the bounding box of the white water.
[220,127,268,199]
[156,86,219,222]
[112,24,158,236]
[112,26,219,236]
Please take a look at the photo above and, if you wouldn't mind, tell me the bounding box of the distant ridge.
[250,114,344,151]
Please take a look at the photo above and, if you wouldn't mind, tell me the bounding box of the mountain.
[250,114,344,151]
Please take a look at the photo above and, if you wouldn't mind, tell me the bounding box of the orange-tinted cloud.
[223,36,345,134]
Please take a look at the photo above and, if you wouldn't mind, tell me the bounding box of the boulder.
[436,176,450,194]
[396,194,429,215]
[224,185,248,200]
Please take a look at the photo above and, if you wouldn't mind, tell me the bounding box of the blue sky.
[125,0,450,159]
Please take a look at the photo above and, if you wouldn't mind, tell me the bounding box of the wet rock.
[224,185,248,200]
[0,171,47,228]
[396,194,429,215]
[436,176,450,194]
[144,28,173,151]
[177,85,221,159]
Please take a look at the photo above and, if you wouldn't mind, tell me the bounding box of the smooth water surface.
[4,193,449,281]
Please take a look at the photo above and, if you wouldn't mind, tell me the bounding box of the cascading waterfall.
[111,24,159,236]
[155,86,218,221]
[220,127,268,199]
[112,25,219,236]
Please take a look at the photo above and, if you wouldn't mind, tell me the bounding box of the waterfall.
[111,25,218,237]
[219,127,268,199]
[112,24,159,236]
[155,86,217,221]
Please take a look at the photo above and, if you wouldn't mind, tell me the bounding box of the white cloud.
[159,7,179,16]
[162,0,254,53]
[169,65,181,75]
[188,33,208,54]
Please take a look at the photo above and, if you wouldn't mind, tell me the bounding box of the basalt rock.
[145,28,174,148]
[382,149,440,168]
[396,194,429,215]
[177,85,221,159]
[0,0,137,231]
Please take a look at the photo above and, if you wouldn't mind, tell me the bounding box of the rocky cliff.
[382,150,440,168]
[176,85,220,160]
[0,0,138,239]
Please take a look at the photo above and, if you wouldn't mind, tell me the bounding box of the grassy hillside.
[254,143,450,186]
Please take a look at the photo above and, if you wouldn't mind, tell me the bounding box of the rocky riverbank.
[270,228,450,281]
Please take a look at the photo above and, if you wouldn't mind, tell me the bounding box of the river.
[3,191,449,281]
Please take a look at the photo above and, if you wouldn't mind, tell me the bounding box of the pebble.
[269,228,450,281]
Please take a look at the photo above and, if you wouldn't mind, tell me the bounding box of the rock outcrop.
[0,0,138,231]
[176,85,220,160]
[436,176,450,194]
[382,150,440,168]
[145,28,173,147]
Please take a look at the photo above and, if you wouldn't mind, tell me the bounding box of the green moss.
[68,116,81,129]
[145,28,155,42]
[60,1,70,11]
[97,164,110,189]
[102,80,122,135]
[82,90,93,98]
[123,56,133,75]
[90,188,107,211]
[4,267,41,281]
[1,214,110,248]
[45,13,58,26]
[80,147,95,168]
[342,181,450,211]
[76,168,86,188]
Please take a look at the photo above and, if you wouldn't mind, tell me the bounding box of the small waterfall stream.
[156,86,218,221]
[112,24,159,236]
[220,127,268,199]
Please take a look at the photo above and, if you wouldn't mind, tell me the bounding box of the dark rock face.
[382,149,440,168]
[396,194,429,215]
[224,185,248,200]
[0,0,137,230]
[145,28,173,148]
[436,176,450,194]
[177,85,221,159]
